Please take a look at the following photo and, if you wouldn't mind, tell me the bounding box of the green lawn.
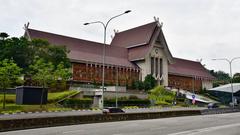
[0,104,71,114]
[48,90,79,103]
[0,90,79,114]
[0,90,79,104]
[0,94,16,103]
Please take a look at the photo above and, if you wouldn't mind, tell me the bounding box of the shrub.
[62,98,93,108]
[133,80,144,90]
[144,74,157,91]
[148,85,175,105]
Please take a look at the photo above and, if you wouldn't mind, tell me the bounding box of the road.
[0,107,204,120]
[1,112,240,135]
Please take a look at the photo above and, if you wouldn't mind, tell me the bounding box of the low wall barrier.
[0,110,201,132]
[201,107,240,115]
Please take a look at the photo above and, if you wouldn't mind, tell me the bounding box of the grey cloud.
[1,0,240,73]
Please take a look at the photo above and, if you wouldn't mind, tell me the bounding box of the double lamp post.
[213,57,240,107]
[84,10,131,109]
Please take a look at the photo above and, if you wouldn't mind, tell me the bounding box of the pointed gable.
[155,29,174,63]
[111,22,158,48]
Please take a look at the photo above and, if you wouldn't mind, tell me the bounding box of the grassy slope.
[0,90,78,113]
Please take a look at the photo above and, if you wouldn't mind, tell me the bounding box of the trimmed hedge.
[105,99,150,107]
[62,98,93,108]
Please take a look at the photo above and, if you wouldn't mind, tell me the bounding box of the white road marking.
[168,123,240,135]
[62,129,85,134]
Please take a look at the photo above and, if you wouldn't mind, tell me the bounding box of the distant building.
[24,20,214,92]
[208,83,240,104]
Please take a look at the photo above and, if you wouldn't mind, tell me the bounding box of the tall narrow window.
[160,59,163,77]
[151,57,154,75]
[155,58,159,76]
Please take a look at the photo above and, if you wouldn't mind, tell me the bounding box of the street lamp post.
[212,57,240,107]
[84,10,131,109]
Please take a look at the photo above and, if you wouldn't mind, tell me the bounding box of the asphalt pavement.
[1,111,240,135]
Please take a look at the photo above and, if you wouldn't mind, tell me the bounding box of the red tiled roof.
[169,58,215,80]
[128,45,151,61]
[111,22,157,47]
[27,29,137,68]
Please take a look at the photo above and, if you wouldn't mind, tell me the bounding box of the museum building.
[24,20,215,92]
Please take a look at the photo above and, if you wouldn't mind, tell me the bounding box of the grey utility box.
[16,86,48,105]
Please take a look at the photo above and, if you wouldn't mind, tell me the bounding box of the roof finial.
[111,29,119,40]
[160,22,163,28]
[113,29,119,34]
[23,22,31,41]
[23,22,30,30]
[153,16,159,22]
[154,17,163,27]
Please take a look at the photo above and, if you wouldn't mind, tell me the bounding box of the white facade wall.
[135,60,146,81]
[150,45,169,86]
[134,43,169,86]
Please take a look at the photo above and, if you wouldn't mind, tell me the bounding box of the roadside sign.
[192,94,196,105]
[192,99,196,104]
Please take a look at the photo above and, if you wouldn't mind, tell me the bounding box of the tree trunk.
[40,86,44,108]
[3,89,6,109]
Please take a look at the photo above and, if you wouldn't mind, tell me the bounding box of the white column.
[158,58,160,77]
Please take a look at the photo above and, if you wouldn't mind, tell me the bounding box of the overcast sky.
[1,0,240,74]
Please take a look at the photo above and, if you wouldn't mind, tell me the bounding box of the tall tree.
[209,70,230,87]
[0,59,22,109]
[53,62,72,90]
[29,58,55,107]
[30,39,71,69]
[5,37,32,70]
[0,34,70,74]
[29,59,71,106]
[233,73,240,83]
[0,32,9,40]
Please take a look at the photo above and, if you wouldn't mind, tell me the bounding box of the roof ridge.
[173,57,201,63]
[28,28,107,46]
[115,21,157,35]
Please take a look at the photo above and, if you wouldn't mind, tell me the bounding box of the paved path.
[1,112,240,135]
[0,107,205,120]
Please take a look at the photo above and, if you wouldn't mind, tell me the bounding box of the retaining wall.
[0,110,201,132]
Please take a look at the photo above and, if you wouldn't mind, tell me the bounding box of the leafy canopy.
[0,59,22,89]
[233,73,240,83]
[0,34,71,74]
[29,59,55,87]
[29,59,71,88]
